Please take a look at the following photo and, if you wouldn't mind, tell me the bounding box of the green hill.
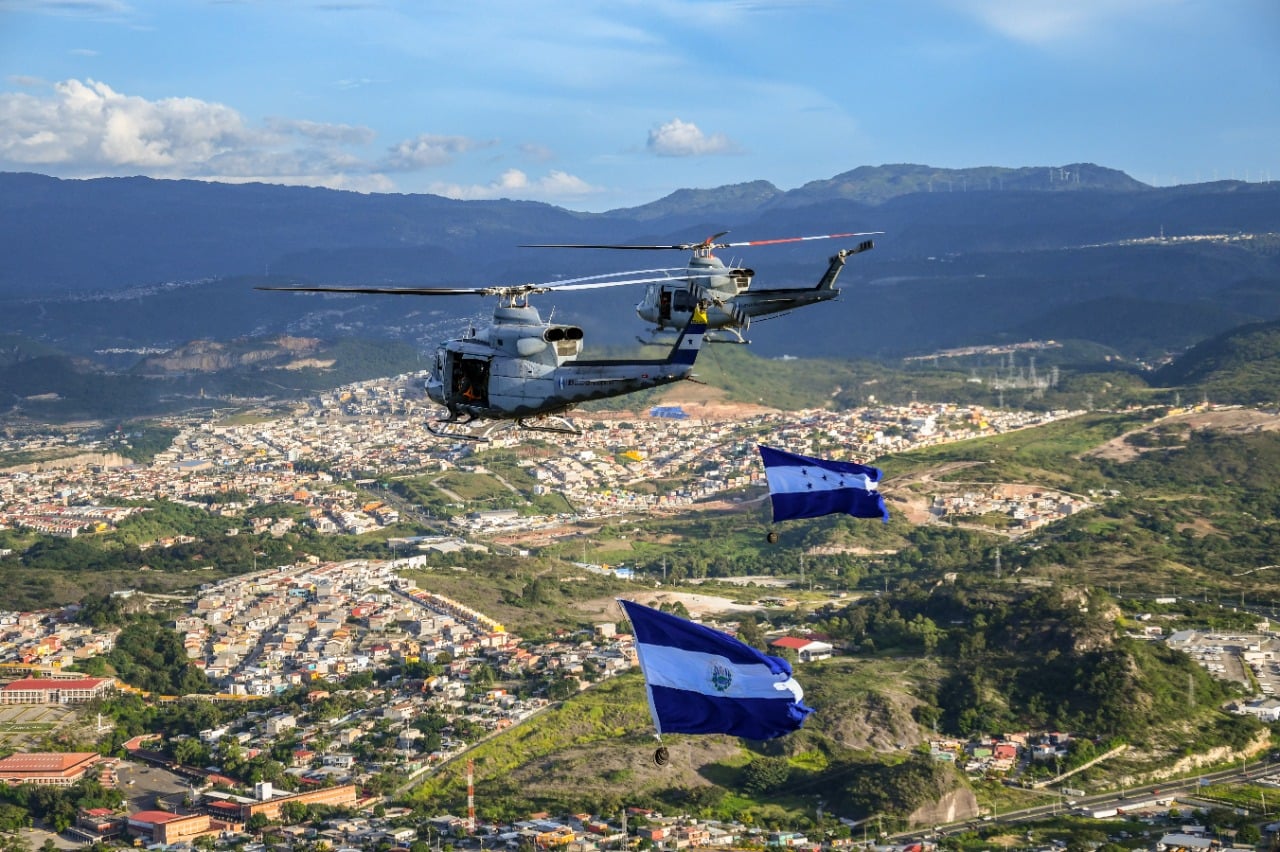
[0,336,423,421]
[408,583,1254,825]
[1153,319,1280,403]
[399,405,1280,822]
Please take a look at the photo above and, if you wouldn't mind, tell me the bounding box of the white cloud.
[0,78,401,190]
[0,77,598,201]
[0,0,134,18]
[518,142,555,163]
[265,117,375,145]
[201,172,398,194]
[429,168,599,202]
[0,79,251,169]
[945,0,1181,44]
[646,118,736,157]
[333,77,381,91]
[381,134,495,171]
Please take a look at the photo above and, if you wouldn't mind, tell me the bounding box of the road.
[891,755,1280,842]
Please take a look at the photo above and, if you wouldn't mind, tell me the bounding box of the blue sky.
[1,0,1277,212]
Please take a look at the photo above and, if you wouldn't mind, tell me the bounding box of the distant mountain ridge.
[613,163,1145,219]
[2,164,1279,367]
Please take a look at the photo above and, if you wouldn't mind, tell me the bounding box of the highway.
[889,755,1280,842]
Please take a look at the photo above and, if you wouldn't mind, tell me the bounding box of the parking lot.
[115,759,197,812]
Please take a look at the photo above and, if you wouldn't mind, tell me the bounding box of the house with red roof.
[0,676,115,705]
[768,636,834,663]
[0,752,104,786]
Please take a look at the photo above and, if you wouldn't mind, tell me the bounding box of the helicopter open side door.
[450,353,491,407]
[652,285,697,323]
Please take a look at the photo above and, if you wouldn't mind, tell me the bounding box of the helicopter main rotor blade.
[711,231,884,249]
[523,232,730,251]
[522,243,700,251]
[523,229,882,252]
[256,267,741,298]
[542,268,745,291]
[255,285,488,296]
[544,266,717,285]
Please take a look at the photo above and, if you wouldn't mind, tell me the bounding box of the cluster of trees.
[106,424,180,462]
[77,619,212,695]
[809,583,1246,742]
[833,754,955,824]
[0,777,122,834]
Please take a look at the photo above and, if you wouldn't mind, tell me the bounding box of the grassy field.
[883,411,1149,489]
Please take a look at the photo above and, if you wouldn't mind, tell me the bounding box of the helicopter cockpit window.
[672,289,695,312]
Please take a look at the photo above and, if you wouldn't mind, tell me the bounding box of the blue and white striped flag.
[619,598,812,740]
[758,445,889,524]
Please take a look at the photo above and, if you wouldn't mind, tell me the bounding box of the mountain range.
[2,163,1279,369]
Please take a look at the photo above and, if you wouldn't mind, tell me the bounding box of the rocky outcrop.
[138,337,321,374]
[907,786,981,827]
[1,451,132,474]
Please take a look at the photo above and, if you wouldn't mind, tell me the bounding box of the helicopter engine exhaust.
[544,325,584,356]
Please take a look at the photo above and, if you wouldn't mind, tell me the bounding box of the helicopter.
[522,230,880,343]
[258,269,724,439]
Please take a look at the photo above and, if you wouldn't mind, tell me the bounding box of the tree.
[737,615,765,651]
[0,805,30,834]
[740,756,791,795]
[280,800,311,825]
[172,737,207,767]
[470,663,496,687]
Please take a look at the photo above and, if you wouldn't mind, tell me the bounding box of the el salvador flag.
[619,598,813,741]
[758,445,889,524]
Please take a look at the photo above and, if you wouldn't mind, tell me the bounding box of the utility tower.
[467,758,476,834]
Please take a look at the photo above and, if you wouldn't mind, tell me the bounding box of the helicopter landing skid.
[425,413,497,442]
[636,330,749,345]
[515,415,581,435]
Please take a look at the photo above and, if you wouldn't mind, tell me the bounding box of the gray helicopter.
[523,230,880,343]
[259,269,721,439]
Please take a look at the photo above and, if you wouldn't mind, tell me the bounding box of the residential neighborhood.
[1,371,1095,546]
[0,374,1267,852]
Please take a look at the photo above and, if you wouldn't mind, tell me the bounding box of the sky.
[0,0,1277,212]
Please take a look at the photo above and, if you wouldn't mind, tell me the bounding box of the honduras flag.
[619,598,812,740]
[758,445,889,524]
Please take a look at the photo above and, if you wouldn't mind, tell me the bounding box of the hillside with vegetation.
[0,334,422,421]
[391,407,1280,825]
[6,302,1280,422]
[408,579,1260,826]
[1152,318,1280,404]
[3,341,1280,825]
